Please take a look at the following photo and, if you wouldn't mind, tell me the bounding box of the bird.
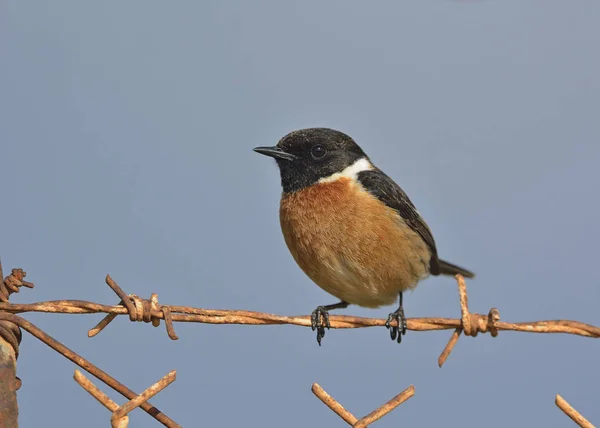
[253,128,474,345]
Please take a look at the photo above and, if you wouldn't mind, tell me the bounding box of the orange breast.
[279,178,431,308]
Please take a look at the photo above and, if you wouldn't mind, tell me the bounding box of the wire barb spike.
[312,382,414,426]
[556,395,595,428]
[74,369,178,428]
[87,275,178,340]
[437,274,501,367]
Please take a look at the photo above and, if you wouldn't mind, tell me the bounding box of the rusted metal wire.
[1,267,599,427]
[0,313,180,427]
[0,262,29,360]
[74,369,177,428]
[556,395,595,428]
[0,274,597,368]
[0,263,34,304]
[437,275,501,367]
[312,383,415,426]
[0,261,25,428]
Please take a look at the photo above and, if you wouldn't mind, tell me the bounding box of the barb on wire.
[312,383,414,427]
[0,312,180,428]
[89,275,179,340]
[0,262,33,361]
[0,261,35,303]
[556,395,595,428]
[437,274,501,367]
[0,274,598,367]
[74,369,177,428]
[0,261,33,403]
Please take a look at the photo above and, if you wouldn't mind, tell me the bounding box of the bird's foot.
[311,306,331,346]
[385,306,407,343]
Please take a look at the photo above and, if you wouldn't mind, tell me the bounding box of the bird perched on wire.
[254,128,474,345]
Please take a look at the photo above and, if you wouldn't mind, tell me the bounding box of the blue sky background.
[1,1,599,427]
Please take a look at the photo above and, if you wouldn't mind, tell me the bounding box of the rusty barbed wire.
[2,266,600,427]
[74,369,177,428]
[0,311,180,427]
[0,273,598,367]
[311,383,415,426]
[0,261,28,411]
[556,395,595,428]
[0,261,33,361]
[0,262,35,303]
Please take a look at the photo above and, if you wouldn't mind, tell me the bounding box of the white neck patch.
[318,157,373,183]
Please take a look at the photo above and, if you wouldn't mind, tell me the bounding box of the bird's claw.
[385,307,407,343]
[311,306,331,346]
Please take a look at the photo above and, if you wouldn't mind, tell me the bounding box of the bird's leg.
[311,301,349,346]
[385,292,408,343]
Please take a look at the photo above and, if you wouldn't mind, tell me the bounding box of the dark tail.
[437,259,475,279]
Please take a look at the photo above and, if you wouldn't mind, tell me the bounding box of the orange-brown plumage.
[254,127,474,344]
[280,177,430,308]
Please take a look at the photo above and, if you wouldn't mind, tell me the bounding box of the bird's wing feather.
[357,168,440,274]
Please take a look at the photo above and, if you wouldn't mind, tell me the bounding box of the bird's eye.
[311,144,327,159]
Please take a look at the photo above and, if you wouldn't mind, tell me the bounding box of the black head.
[253,128,369,193]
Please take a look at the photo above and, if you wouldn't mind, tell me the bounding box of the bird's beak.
[253,146,296,161]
